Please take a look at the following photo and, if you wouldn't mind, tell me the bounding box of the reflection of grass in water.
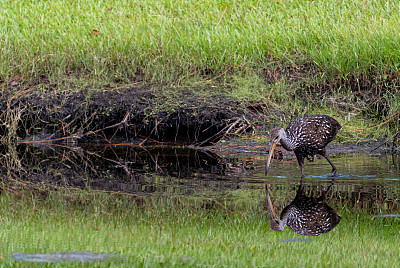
[1,188,400,266]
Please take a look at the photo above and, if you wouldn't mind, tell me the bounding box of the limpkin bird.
[265,180,341,236]
[266,114,341,177]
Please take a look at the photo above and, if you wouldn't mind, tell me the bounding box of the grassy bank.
[1,188,400,267]
[1,0,400,83]
[1,0,400,142]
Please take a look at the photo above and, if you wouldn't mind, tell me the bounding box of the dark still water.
[1,144,400,213]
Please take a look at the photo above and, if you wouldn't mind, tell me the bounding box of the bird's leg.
[295,153,305,178]
[298,175,305,192]
[320,177,337,202]
[320,151,337,176]
[300,174,305,185]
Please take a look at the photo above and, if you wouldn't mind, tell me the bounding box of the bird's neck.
[278,206,297,228]
[279,129,295,151]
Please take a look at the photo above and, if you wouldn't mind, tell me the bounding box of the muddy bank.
[0,85,268,145]
[1,82,399,154]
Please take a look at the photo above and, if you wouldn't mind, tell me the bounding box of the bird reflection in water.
[266,179,341,236]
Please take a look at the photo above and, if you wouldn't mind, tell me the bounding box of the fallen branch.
[197,117,254,146]
[370,130,400,153]
[85,111,130,137]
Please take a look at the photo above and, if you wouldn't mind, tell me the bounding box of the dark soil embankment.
[0,86,262,145]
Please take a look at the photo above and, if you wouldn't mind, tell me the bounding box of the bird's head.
[265,184,285,232]
[265,127,285,175]
[269,127,284,142]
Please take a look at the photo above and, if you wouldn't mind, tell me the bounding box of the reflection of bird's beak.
[265,140,277,175]
[265,184,278,220]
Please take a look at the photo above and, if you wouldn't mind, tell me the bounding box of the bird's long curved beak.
[265,140,277,175]
[265,184,278,220]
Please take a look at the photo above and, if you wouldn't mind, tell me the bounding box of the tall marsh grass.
[1,0,400,84]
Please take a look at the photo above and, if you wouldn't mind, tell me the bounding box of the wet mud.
[0,86,260,146]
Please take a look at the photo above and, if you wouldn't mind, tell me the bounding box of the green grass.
[2,0,400,140]
[1,0,400,84]
[1,189,400,267]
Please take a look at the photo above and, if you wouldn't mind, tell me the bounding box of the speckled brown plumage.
[266,114,342,177]
[266,181,341,236]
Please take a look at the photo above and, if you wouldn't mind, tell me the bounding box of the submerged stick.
[370,130,400,153]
